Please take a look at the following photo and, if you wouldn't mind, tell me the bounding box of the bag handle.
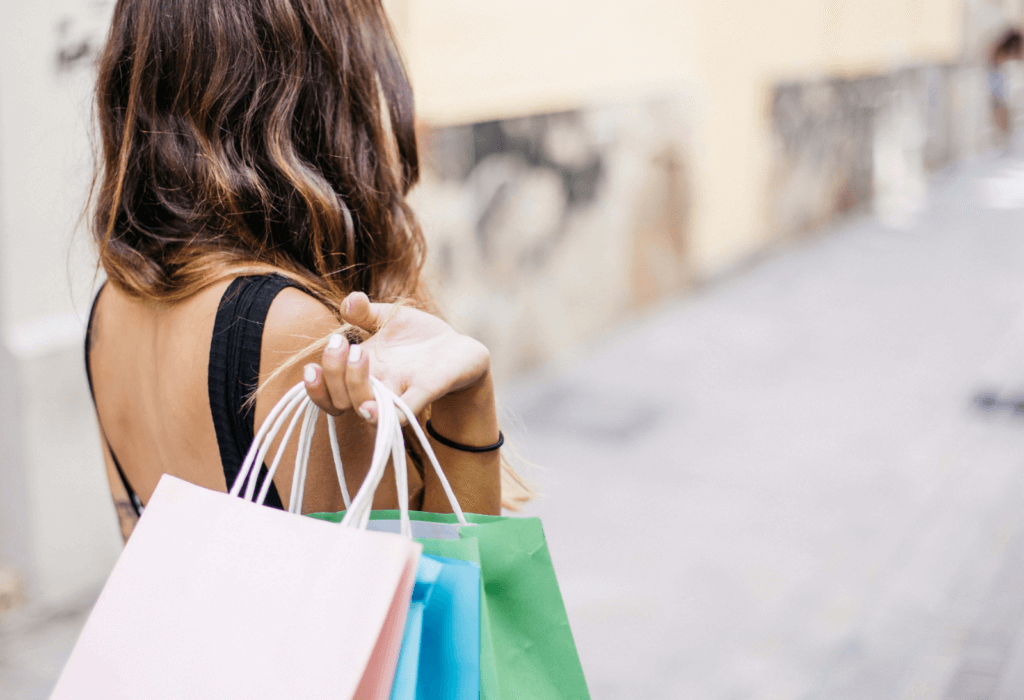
[228,378,470,528]
[338,379,413,536]
[229,384,306,500]
[337,377,469,529]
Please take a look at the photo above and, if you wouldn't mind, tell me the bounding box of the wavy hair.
[92,0,532,509]
[93,0,424,310]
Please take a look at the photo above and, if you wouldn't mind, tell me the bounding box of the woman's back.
[87,276,403,537]
[89,279,229,501]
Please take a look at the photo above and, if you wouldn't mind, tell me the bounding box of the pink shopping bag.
[52,468,419,698]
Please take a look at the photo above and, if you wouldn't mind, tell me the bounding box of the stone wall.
[768,65,990,236]
[412,97,694,379]
[414,65,992,381]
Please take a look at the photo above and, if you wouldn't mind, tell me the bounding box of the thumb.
[341,292,391,332]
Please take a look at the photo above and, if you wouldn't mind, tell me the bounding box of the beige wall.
[397,0,699,125]
[0,0,971,609]
[690,0,960,273]
[0,0,123,606]
[0,4,101,329]
[395,0,962,276]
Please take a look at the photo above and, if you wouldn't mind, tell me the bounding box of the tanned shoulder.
[259,287,342,391]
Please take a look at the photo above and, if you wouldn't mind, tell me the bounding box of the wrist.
[430,371,499,447]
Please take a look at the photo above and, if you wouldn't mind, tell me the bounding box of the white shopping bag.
[52,383,421,700]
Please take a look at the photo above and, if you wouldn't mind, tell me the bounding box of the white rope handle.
[229,378,470,529]
[341,379,404,530]
[392,404,412,538]
[389,389,470,526]
[252,396,309,504]
[341,377,469,527]
[288,402,319,513]
[230,385,306,498]
[327,416,351,509]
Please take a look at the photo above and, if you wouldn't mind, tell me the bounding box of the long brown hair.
[93,0,424,310]
[92,0,532,508]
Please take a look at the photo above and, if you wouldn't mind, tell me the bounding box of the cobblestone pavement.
[8,157,1024,699]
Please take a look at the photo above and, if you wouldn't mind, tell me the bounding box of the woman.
[85,0,523,541]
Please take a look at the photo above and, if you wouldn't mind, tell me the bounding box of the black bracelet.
[425,419,504,453]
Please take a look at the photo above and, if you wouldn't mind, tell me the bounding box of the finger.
[303,364,339,415]
[345,344,376,422]
[398,386,434,420]
[359,400,379,423]
[320,333,352,412]
[342,292,391,332]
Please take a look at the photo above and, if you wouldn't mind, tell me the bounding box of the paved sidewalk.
[506,156,1024,699]
[8,157,1024,699]
[0,595,93,700]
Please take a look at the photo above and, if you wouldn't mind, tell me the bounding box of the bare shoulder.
[260,286,341,377]
[252,286,347,510]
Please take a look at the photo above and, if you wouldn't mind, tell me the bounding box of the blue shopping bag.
[390,554,481,700]
[419,555,480,700]
[391,556,443,700]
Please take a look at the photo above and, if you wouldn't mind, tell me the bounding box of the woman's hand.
[302,292,493,430]
[303,291,502,514]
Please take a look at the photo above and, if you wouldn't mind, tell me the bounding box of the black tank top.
[84,275,304,516]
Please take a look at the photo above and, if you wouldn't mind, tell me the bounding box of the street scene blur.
[5,0,1024,697]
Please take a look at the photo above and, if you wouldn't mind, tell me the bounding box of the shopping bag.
[311,378,591,700]
[391,556,443,700]
[52,383,421,700]
[327,383,481,700]
[313,514,500,700]
[317,510,587,700]
[417,554,481,700]
[389,554,481,700]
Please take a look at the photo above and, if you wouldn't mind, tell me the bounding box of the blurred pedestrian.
[989,28,1023,147]
[84,0,527,541]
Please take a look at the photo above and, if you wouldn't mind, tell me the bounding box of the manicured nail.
[327,334,344,350]
[348,345,362,363]
[303,365,318,384]
[358,406,371,420]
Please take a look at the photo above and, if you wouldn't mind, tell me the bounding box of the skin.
[89,279,501,541]
[301,292,501,515]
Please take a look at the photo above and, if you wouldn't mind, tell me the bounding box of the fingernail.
[303,365,318,384]
[327,334,344,350]
[358,406,371,420]
[348,345,362,363]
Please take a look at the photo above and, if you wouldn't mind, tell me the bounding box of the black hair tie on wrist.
[425,419,505,453]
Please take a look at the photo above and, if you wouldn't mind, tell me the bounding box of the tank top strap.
[85,274,310,515]
[208,274,308,510]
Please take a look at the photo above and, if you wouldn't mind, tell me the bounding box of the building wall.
[688,0,960,272]
[0,0,123,607]
[392,0,968,376]
[412,100,693,377]
[768,64,990,238]
[393,0,962,276]
[0,0,986,608]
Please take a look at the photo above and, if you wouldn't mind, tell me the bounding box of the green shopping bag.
[415,538,499,700]
[311,376,590,700]
[311,510,590,700]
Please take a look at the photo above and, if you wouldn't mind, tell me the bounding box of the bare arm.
[423,372,501,515]
[302,292,501,515]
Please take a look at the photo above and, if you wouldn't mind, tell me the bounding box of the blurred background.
[5,0,1024,697]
